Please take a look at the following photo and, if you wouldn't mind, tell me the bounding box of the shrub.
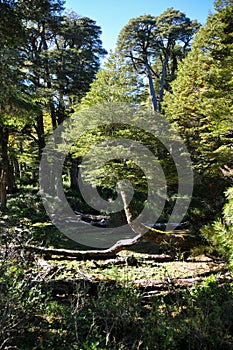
[201,186,233,268]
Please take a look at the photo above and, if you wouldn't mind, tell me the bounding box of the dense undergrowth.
[1,256,233,350]
[0,189,233,349]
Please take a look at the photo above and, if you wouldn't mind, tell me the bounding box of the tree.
[163,1,233,227]
[79,52,144,107]
[0,0,107,205]
[16,1,106,157]
[0,0,31,206]
[16,0,66,155]
[201,186,233,269]
[155,8,200,104]
[163,3,233,176]
[116,9,199,111]
[40,102,194,250]
[214,0,233,10]
[48,13,107,126]
[69,52,144,190]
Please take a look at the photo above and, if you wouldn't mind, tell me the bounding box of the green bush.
[201,186,233,269]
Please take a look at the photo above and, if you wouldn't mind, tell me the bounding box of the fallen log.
[74,211,190,230]
[28,270,232,299]
[74,211,109,226]
[14,233,146,260]
[12,223,201,260]
[73,211,200,250]
[143,228,201,251]
[74,211,109,221]
[92,253,174,268]
[14,226,201,260]
[139,271,233,298]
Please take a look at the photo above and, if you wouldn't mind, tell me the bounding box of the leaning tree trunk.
[18,184,201,259]
[118,182,200,250]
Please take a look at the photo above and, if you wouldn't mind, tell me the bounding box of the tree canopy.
[0,0,107,206]
[163,3,233,176]
[117,9,200,111]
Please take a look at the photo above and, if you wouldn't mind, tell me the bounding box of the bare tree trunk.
[57,99,65,125]
[0,168,7,207]
[145,58,158,112]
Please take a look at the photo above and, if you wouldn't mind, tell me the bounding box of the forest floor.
[0,189,231,296]
[1,189,233,349]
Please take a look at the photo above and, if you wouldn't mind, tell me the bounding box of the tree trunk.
[70,157,79,191]
[36,110,45,158]
[118,181,147,235]
[0,125,9,207]
[118,182,200,250]
[145,58,158,112]
[50,100,57,129]
[159,49,169,111]
[13,157,20,182]
[0,168,7,207]
[7,160,17,193]
[57,100,65,125]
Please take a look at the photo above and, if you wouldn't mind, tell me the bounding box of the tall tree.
[69,53,147,190]
[0,0,30,206]
[16,0,65,155]
[48,13,107,126]
[163,1,233,226]
[0,0,107,205]
[116,9,199,111]
[16,1,106,157]
[163,3,233,176]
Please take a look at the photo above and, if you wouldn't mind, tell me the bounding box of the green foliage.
[48,13,107,105]
[201,186,233,268]
[3,188,91,250]
[214,0,233,10]
[163,4,233,175]
[0,1,33,122]
[163,3,233,227]
[68,103,180,222]
[0,1,25,47]
[79,53,144,107]
[0,0,107,208]
[181,276,233,349]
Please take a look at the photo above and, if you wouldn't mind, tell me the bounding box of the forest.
[0,0,233,348]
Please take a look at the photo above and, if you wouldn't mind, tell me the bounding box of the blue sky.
[64,0,215,53]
